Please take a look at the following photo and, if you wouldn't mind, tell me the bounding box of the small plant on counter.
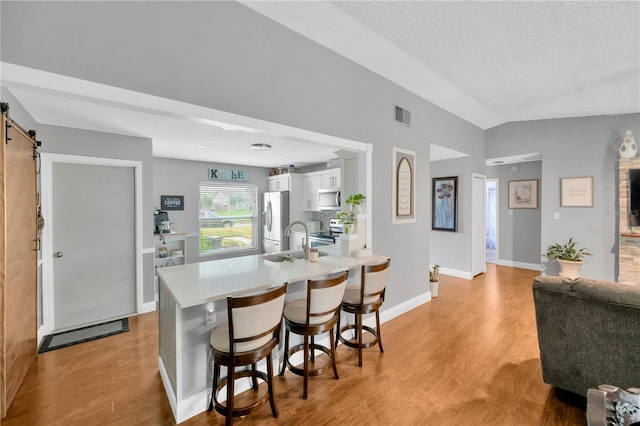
[336,210,356,234]
[544,238,592,262]
[430,264,440,282]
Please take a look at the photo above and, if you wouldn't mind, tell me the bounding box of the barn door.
[0,105,38,418]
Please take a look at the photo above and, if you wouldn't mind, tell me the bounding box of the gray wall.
[429,157,473,273]
[485,161,542,267]
[152,157,270,262]
[35,125,156,303]
[1,1,486,309]
[486,114,640,280]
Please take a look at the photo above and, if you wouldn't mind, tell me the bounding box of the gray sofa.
[532,275,640,396]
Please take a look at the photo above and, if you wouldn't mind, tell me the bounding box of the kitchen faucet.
[284,221,309,260]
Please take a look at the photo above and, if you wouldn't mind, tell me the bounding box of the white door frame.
[486,178,499,263]
[471,173,487,276]
[40,153,143,338]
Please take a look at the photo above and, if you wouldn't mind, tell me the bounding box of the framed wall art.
[392,147,415,224]
[508,179,538,209]
[432,176,457,232]
[561,177,593,207]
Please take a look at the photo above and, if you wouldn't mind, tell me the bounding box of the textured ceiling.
[246,0,640,129]
[4,1,639,167]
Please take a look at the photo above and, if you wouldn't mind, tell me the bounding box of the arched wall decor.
[392,147,415,224]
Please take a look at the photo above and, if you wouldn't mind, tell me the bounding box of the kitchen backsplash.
[312,211,336,231]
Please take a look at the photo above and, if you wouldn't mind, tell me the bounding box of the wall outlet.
[554,212,560,220]
[204,307,215,326]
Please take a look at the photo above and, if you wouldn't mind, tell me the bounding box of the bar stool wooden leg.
[357,313,363,367]
[303,334,309,399]
[266,353,278,418]
[329,331,339,379]
[208,363,220,412]
[280,329,289,376]
[376,310,384,353]
[226,365,235,426]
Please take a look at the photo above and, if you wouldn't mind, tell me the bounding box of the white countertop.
[156,246,387,308]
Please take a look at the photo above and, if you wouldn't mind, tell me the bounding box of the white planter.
[557,259,584,279]
[430,281,439,297]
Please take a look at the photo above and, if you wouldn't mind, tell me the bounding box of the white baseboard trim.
[496,259,541,271]
[440,267,473,280]
[141,301,157,314]
[37,324,47,347]
[159,357,211,424]
[159,356,269,424]
[380,291,430,323]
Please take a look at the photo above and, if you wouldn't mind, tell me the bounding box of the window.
[199,183,258,254]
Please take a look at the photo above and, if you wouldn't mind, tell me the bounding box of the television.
[630,169,640,227]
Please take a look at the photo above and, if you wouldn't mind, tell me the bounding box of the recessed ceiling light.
[251,143,272,151]
[195,145,206,149]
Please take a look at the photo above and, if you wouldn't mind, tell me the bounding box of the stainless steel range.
[308,219,343,247]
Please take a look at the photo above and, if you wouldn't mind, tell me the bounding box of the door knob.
[54,251,64,258]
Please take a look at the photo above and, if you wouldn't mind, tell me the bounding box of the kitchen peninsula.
[156,247,387,424]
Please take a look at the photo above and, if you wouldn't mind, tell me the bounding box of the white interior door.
[51,162,136,331]
[471,174,486,276]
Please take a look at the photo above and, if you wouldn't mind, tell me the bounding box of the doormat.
[38,318,129,353]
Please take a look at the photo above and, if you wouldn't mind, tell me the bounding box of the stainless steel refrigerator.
[263,191,290,253]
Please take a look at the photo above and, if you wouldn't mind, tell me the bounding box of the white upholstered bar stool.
[280,271,348,399]
[207,284,287,426]
[336,258,390,367]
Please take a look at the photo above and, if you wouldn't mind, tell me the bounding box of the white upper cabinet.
[268,175,290,192]
[319,168,340,190]
[303,175,320,211]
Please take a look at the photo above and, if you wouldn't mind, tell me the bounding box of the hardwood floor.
[3,264,587,425]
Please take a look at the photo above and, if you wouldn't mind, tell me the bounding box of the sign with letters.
[208,168,249,181]
[161,195,184,211]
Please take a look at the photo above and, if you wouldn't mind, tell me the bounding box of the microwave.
[318,189,341,211]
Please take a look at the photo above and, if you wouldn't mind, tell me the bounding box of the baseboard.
[496,259,541,271]
[140,300,157,314]
[37,324,47,347]
[440,267,473,280]
[379,291,430,324]
[159,356,212,423]
[160,355,276,423]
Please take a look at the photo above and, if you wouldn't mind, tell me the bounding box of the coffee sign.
[161,195,184,211]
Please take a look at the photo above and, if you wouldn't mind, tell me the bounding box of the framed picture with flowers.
[508,179,538,209]
[432,176,458,232]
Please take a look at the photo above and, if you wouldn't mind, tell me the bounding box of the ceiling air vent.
[394,105,411,127]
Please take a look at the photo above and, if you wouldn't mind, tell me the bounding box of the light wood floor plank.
[3,264,586,425]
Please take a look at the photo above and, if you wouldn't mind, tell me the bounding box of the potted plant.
[429,264,440,297]
[335,210,356,234]
[345,193,366,213]
[544,237,592,279]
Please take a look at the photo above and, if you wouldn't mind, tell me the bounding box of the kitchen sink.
[261,251,328,262]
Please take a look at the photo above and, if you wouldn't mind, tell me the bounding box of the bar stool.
[280,271,348,399]
[336,258,390,367]
[207,284,287,426]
